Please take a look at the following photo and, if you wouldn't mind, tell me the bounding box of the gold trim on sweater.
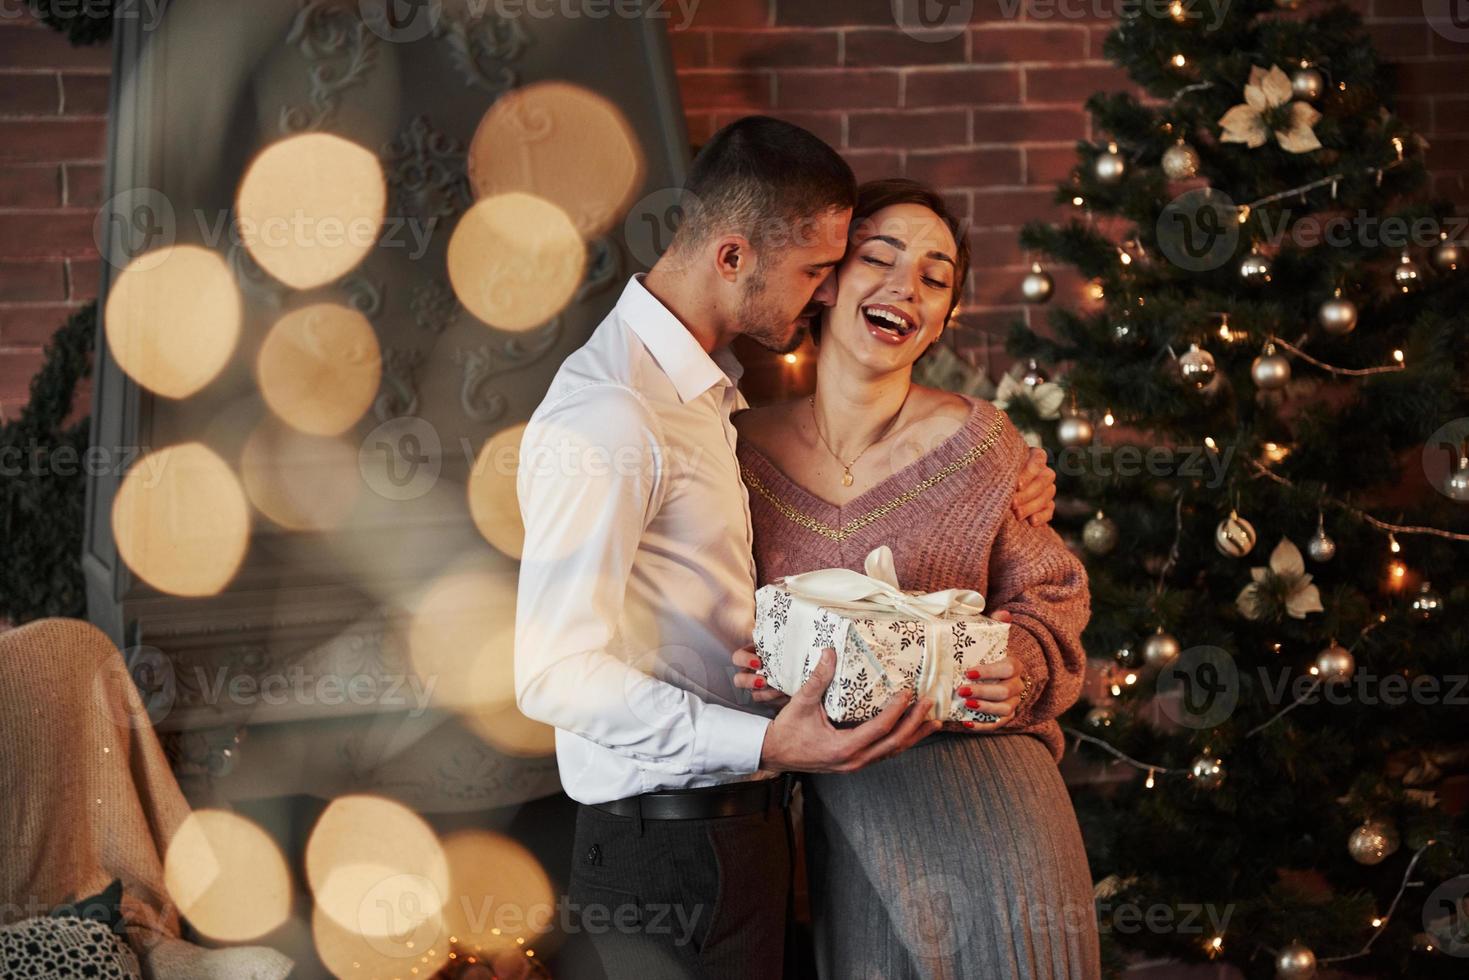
[741,412,1006,542]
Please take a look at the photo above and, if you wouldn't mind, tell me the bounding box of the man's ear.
[714,236,749,284]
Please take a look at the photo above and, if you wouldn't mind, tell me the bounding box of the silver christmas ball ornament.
[1240,248,1273,285]
[1430,238,1462,272]
[1177,343,1217,390]
[1307,527,1337,562]
[1113,643,1140,669]
[1057,412,1094,448]
[1083,512,1119,555]
[1275,942,1317,979]
[1094,142,1127,184]
[1318,293,1357,335]
[1291,66,1324,101]
[1313,642,1355,684]
[1215,509,1258,557]
[1251,342,1292,390]
[1162,140,1200,180]
[1409,581,1444,623]
[1021,262,1054,304]
[1143,628,1181,669]
[1347,819,1400,865]
[1393,251,1423,292]
[1189,754,1225,790]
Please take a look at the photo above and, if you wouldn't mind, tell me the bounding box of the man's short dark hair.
[670,116,856,254]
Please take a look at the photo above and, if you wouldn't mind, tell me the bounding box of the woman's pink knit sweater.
[737,394,1091,761]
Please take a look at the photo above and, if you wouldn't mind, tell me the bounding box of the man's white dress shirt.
[515,274,774,805]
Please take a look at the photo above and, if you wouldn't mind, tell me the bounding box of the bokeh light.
[112,442,250,596]
[446,193,585,331]
[467,81,644,238]
[407,568,517,713]
[439,831,555,959]
[103,244,240,399]
[163,809,291,942]
[467,422,527,559]
[311,902,449,980]
[257,302,382,436]
[239,416,360,531]
[236,133,386,289]
[464,700,556,759]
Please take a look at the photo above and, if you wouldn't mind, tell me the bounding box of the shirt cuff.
[695,703,773,775]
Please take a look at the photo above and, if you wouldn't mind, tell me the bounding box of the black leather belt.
[592,774,795,820]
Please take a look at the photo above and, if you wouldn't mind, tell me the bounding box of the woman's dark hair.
[671,116,856,254]
[810,177,971,343]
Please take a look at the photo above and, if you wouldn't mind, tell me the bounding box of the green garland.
[27,0,114,45]
[1,302,96,624]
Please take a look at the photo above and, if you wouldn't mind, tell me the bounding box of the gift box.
[752,546,1009,728]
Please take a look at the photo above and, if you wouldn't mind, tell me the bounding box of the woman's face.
[822,201,959,373]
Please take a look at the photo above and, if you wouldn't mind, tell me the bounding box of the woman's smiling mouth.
[862,304,919,343]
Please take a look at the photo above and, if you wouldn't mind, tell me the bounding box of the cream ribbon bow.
[778,546,987,721]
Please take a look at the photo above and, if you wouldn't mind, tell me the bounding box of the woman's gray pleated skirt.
[805,731,1101,980]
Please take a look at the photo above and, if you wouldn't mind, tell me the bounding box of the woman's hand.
[732,643,792,707]
[956,609,1024,730]
[1012,446,1057,527]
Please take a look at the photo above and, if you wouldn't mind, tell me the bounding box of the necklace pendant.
[841,467,854,487]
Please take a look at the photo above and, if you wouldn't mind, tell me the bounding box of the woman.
[731,179,1100,979]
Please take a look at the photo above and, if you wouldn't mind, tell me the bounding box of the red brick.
[775,0,896,25]
[967,227,1025,267]
[1371,0,1429,17]
[1426,136,1469,176]
[1025,144,1080,184]
[0,164,60,207]
[967,263,1033,306]
[777,69,900,109]
[1432,31,1469,58]
[717,110,843,147]
[711,29,840,68]
[842,149,904,183]
[63,163,103,207]
[0,119,106,162]
[0,27,111,71]
[940,188,972,223]
[971,186,1067,228]
[67,256,102,301]
[905,66,1020,106]
[685,112,718,144]
[1431,172,1468,199]
[676,70,774,110]
[0,259,64,302]
[0,352,46,405]
[905,147,1022,187]
[667,27,711,68]
[0,303,79,347]
[844,29,967,67]
[0,72,58,116]
[970,24,1087,63]
[849,108,968,148]
[1019,0,1113,23]
[0,211,98,258]
[1391,59,1469,99]
[951,306,1025,336]
[1433,96,1469,136]
[61,72,110,115]
[972,105,1087,141]
[683,0,771,28]
[1367,23,1429,59]
[1025,65,1136,103]
[1394,97,1432,133]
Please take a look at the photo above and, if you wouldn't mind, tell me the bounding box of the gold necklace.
[808,391,910,488]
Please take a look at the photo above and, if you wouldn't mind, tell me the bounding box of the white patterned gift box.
[752,546,1009,728]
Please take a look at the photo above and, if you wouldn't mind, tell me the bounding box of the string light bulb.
[1145,768,1156,789]
[1104,409,1115,426]
[783,352,797,364]
[1171,53,1187,68]
[1389,532,1401,553]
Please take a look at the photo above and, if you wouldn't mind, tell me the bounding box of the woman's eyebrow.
[864,233,955,267]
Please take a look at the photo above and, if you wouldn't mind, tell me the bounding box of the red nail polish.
[958,685,973,697]
[749,658,761,669]
[965,698,980,710]
[965,669,980,680]
[754,676,765,689]
[963,720,975,729]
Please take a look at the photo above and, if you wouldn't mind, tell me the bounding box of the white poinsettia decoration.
[992,373,1064,448]
[1218,65,1322,154]
[1236,537,1325,622]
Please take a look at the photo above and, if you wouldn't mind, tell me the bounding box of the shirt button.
[586,844,602,866]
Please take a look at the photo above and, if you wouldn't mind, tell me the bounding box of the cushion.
[0,914,142,979]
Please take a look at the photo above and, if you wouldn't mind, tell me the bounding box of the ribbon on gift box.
[773,545,987,722]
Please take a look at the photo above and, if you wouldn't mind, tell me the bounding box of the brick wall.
[0,2,1465,418]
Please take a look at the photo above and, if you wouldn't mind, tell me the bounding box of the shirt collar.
[618,274,742,403]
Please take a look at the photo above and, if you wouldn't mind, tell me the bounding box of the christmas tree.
[1006,0,1469,976]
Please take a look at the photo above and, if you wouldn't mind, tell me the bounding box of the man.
[515,116,1055,978]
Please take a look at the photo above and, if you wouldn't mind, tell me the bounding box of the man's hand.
[1012,445,1057,527]
[758,648,941,773]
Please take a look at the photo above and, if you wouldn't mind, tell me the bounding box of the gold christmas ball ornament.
[1291,66,1324,101]
[1410,581,1444,622]
[1240,248,1273,285]
[1189,754,1225,790]
[1251,342,1292,390]
[1177,342,1217,389]
[1057,412,1094,448]
[1393,251,1423,292]
[1275,942,1317,979]
[1162,140,1200,180]
[1094,142,1127,184]
[1347,819,1400,865]
[1318,293,1357,335]
[1021,262,1055,304]
[1083,512,1119,555]
[1214,509,1258,557]
[1430,238,1462,272]
[1143,627,1181,669]
[1313,642,1355,684]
